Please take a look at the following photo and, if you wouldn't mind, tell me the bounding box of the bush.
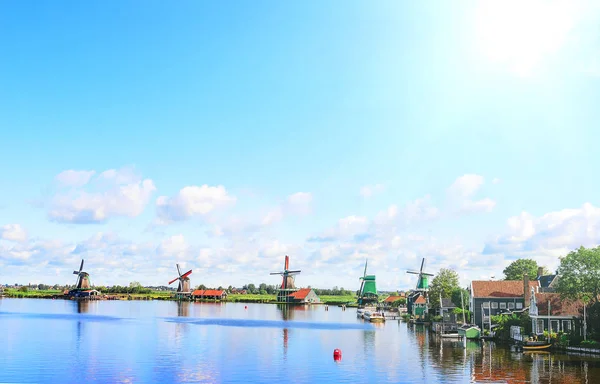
[19,286,28,292]
[580,340,600,348]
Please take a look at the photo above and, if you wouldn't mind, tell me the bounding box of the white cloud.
[55,170,96,187]
[359,184,385,198]
[483,202,600,272]
[156,185,236,222]
[48,167,156,224]
[260,192,313,226]
[0,224,27,242]
[492,178,501,184]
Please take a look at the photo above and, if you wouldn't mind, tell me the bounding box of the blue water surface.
[1,298,599,383]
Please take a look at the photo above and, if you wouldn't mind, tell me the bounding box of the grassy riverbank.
[2,289,357,305]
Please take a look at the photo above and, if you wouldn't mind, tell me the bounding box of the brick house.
[529,290,583,335]
[287,288,320,304]
[192,289,228,300]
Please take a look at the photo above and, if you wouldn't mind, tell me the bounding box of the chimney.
[523,273,530,307]
[537,267,543,279]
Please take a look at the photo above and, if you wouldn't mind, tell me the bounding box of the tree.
[503,259,548,280]
[428,268,460,308]
[247,283,256,294]
[557,246,600,306]
[451,287,470,309]
[129,281,142,288]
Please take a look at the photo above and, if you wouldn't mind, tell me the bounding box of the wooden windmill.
[406,257,434,318]
[73,259,91,290]
[270,255,301,302]
[168,263,192,298]
[357,259,378,306]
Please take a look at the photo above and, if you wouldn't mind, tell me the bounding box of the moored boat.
[522,340,552,351]
[364,311,385,323]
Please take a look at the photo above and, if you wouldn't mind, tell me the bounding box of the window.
[500,302,507,309]
[491,302,498,309]
[562,320,572,332]
[483,302,490,308]
[508,302,515,309]
[551,320,560,333]
[537,319,545,334]
[516,302,523,309]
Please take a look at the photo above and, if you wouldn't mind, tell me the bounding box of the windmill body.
[357,259,378,307]
[169,264,192,299]
[270,255,301,303]
[68,259,101,299]
[406,257,434,318]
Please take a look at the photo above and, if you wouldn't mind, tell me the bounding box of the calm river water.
[1,298,599,383]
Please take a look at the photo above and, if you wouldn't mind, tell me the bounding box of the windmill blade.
[406,270,420,274]
[270,272,284,275]
[168,277,179,285]
[422,273,434,276]
[284,255,289,271]
[73,270,80,275]
[420,258,425,273]
[363,259,368,278]
[79,259,84,272]
[286,270,301,274]
[176,263,182,277]
[180,270,192,279]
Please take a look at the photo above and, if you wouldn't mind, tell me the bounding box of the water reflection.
[283,328,288,358]
[177,301,190,317]
[76,300,90,313]
[276,304,309,321]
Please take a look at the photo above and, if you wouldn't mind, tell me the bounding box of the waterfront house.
[536,267,560,293]
[192,289,228,300]
[438,298,458,322]
[287,288,320,304]
[529,290,583,335]
[383,295,406,308]
[470,277,540,330]
[408,293,427,319]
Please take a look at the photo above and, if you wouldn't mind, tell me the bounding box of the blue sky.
[1,1,600,290]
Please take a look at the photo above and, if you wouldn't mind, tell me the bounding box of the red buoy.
[333,349,342,361]
[244,306,248,309]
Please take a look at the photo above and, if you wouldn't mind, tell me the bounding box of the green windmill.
[357,259,378,306]
[406,257,434,317]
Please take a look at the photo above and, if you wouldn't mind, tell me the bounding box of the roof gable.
[414,295,426,304]
[472,280,539,298]
[384,295,405,303]
[289,288,312,300]
[534,293,583,317]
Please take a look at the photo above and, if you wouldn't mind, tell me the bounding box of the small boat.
[363,311,385,323]
[357,306,376,319]
[441,333,461,339]
[522,340,552,351]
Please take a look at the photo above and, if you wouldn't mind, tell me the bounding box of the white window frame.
[491,302,498,309]
[550,320,560,333]
[508,302,515,309]
[536,319,545,334]
[483,302,490,308]
[516,302,523,309]
[562,320,572,333]
[500,302,507,309]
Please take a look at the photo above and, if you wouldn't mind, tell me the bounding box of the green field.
[2,289,358,305]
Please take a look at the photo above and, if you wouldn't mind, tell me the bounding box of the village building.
[408,293,427,319]
[192,289,228,301]
[437,298,458,322]
[383,295,406,309]
[286,288,320,304]
[470,277,540,330]
[529,290,583,335]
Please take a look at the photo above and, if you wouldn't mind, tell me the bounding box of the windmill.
[270,255,301,302]
[168,264,192,297]
[357,259,378,307]
[406,257,434,318]
[73,259,91,290]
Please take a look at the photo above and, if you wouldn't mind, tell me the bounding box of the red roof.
[471,280,539,298]
[414,295,427,304]
[535,293,583,317]
[384,296,405,303]
[288,288,312,300]
[192,289,226,297]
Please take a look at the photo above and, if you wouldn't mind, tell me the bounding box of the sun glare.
[474,0,582,76]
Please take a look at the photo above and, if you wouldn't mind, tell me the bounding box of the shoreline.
[0,290,357,306]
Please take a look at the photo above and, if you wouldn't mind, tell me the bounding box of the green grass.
[2,289,359,305]
[3,289,63,298]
